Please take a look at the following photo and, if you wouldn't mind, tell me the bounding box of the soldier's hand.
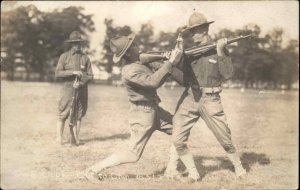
[169,48,183,66]
[73,81,80,89]
[73,71,83,78]
[217,38,228,56]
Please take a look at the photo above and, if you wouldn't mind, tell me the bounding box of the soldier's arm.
[147,61,164,71]
[55,54,74,78]
[170,56,189,87]
[148,59,187,87]
[218,49,234,80]
[123,62,173,89]
[79,57,94,86]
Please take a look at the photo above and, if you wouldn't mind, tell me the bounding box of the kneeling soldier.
[84,33,183,182]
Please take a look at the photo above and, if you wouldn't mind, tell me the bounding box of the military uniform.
[84,33,184,181]
[55,49,93,121]
[172,47,236,156]
[120,61,174,161]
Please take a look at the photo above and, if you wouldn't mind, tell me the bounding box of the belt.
[200,86,222,94]
[131,101,158,107]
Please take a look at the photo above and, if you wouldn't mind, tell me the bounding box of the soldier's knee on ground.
[119,151,141,163]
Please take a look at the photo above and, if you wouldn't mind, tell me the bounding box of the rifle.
[69,76,79,145]
[139,33,253,64]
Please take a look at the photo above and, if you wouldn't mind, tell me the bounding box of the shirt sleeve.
[147,61,164,71]
[218,53,234,80]
[147,60,187,87]
[122,62,173,89]
[79,57,94,86]
[55,54,74,78]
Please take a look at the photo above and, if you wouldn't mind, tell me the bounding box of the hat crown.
[69,31,82,41]
[110,36,128,56]
[188,12,208,27]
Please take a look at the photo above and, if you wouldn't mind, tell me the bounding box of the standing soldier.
[55,31,93,146]
[84,33,183,182]
[170,12,246,182]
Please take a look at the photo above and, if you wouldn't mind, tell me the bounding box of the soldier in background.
[55,31,93,145]
[170,12,246,182]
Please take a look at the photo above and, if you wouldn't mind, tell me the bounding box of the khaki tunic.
[116,61,174,162]
[55,49,93,120]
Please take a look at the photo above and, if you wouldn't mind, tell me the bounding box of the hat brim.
[113,33,136,63]
[182,21,214,32]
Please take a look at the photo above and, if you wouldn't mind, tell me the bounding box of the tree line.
[1,5,299,89]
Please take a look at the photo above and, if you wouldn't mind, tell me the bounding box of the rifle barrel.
[185,34,253,56]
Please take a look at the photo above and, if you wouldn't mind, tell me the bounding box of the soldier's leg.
[154,107,181,177]
[56,119,65,144]
[172,96,200,182]
[56,109,70,144]
[199,94,246,177]
[57,88,73,145]
[85,104,156,178]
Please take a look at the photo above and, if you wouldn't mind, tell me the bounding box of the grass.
[1,81,298,189]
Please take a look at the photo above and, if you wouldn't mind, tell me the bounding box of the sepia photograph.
[1,1,299,189]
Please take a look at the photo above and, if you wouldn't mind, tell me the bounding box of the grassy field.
[1,81,298,189]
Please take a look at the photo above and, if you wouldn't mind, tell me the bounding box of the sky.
[3,1,299,60]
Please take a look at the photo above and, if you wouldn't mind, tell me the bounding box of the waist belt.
[200,86,222,94]
[131,101,158,107]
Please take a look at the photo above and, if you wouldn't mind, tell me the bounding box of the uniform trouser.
[118,102,173,163]
[172,92,236,156]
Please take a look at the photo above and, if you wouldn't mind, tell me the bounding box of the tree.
[1,5,95,81]
[135,23,155,52]
[37,6,95,81]
[1,5,43,80]
[282,40,299,89]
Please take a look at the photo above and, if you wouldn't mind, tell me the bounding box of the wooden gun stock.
[139,53,168,65]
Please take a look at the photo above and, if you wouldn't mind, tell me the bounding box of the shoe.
[83,170,101,183]
[178,171,200,183]
[164,169,183,180]
[178,175,200,183]
[55,137,63,145]
[235,164,246,178]
[76,139,81,146]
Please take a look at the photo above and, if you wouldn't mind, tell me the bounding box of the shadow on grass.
[122,152,270,180]
[81,133,130,143]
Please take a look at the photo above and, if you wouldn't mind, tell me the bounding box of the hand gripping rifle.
[69,76,79,145]
[139,33,253,64]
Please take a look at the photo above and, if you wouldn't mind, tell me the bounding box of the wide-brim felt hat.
[183,12,214,32]
[110,33,136,63]
[65,31,86,43]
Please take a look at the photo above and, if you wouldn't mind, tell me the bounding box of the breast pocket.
[207,58,219,78]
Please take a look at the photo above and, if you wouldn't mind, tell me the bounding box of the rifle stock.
[139,33,252,64]
[139,53,168,65]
